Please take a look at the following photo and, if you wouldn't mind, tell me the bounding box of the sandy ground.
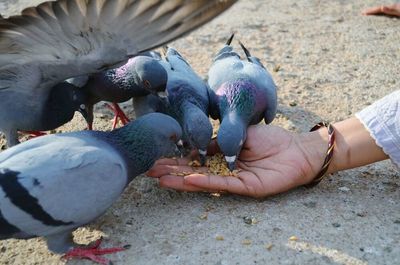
[0,0,399,264]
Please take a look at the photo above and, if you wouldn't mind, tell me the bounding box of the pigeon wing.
[0,0,237,89]
[242,63,277,124]
[0,133,127,237]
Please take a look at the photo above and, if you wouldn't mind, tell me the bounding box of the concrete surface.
[0,0,399,264]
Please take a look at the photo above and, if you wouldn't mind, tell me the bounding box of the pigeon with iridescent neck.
[0,0,237,147]
[67,55,168,130]
[160,47,213,165]
[0,113,182,264]
[208,34,278,170]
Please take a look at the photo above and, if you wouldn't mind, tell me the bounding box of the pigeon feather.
[160,47,212,162]
[208,36,277,170]
[0,0,236,146]
[0,113,182,255]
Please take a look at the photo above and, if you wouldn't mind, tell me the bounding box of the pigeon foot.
[62,238,128,265]
[105,103,130,129]
[20,130,48,139]
[87,123,93,130]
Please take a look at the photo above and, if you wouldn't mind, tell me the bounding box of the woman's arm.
[301,117,389,177]
[148,91,400,198]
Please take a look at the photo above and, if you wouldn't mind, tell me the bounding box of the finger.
[147,164,178,178]
[154,157,189,166]
[147,157,190,177]
[184,173,257,197]
[379,6,400,16]
[147,163,209,178]
[361,5,400,16]
[362,6,383,15]
[159,175,208,192]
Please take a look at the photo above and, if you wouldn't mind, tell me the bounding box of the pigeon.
[67,55,168,130]
[0,0,237,147]
[132,93,169,118]
[208,34,278,170]
[131,51,170,118]
[159,46,213,165]
[0,112,182,264]
[18,81,90,139]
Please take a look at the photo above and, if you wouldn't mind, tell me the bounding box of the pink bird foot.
[87,123,93,130]
[105,103,130,129]
[20,130,48,139]
[62,238,129,265]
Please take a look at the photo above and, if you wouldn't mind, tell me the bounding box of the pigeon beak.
[175,140,184,158]
[198,149,207,166]
[157,91,168,98]
[173,145,182,157]
[77,105,90,126]
[225,155,237,171]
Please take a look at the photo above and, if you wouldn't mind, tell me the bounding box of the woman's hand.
[147,124,328,198]
[148,117,388,198]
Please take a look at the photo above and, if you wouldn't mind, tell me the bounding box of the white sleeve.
[355,90,400,167]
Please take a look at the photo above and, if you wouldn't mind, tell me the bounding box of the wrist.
[299,117,389,184]
[296,127,330,183]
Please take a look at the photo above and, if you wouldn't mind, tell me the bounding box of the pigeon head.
[183,108,213,162]
[214,80,261,171]
[70,87,90,122]
[134,56,168,97]
[217,112,247,171]
[41,82,90,130]
[64,76,91,123]
[140,113,183,157]
[111,113,182,173]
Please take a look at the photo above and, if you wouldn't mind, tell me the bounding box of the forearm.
[327,117,388,174]
[304,90,400,178]
[298,116,389,182]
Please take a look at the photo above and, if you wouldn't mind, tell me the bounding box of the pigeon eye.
[169,133,177,142]
[143,80,151,88]
[80,104,86,110]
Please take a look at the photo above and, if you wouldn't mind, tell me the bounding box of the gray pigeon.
[19,81,90,138]
[0,113,182,264]
[67,55,168,130]
[131,51,170,118]
[132,93,169,118]
[160,47,213,165]
[208,35,278,170]
[0,0,237,147]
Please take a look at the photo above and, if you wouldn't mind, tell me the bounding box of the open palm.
[147,124,324,198]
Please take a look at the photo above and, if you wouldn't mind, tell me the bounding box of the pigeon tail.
[238,41,252,62]
[162,46,169,57]
[226,33,235,45]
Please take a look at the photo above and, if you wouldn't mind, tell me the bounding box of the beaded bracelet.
[304,122,336,188]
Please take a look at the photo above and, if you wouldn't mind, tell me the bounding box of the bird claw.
[86,122,94,131]
[105,103,130,129]
[20,130,48,139]
[61,237,126,265]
